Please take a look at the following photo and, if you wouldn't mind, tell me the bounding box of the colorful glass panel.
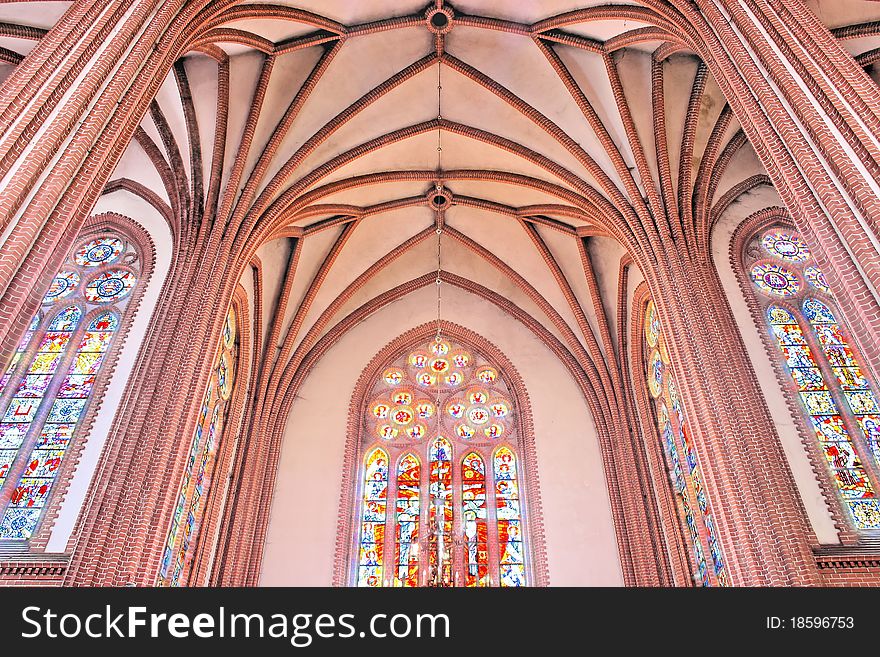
[158,306,239,585]
[83,269,136,303]
[394,453,420,587]
[358,448,388,587]
[761,231,811,262]
[462,452,489,587]
[428,436,453,586]
[74,237,124,267]
[0,233,138,542]
[0,314,40,396]
[804,266,830,294]
[643,300,728,585]
[768,305,880,528]
[494,447,525,587]
[751,263,801,297]
[355,338,528,587]
[0,312,116,539]
[42,272,80,304]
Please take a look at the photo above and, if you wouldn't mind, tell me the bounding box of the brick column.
[0,0,218,362]
[645,243,820,586]
[666,0,880,383]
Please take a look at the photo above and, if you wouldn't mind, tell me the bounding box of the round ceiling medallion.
[426,6,454,34]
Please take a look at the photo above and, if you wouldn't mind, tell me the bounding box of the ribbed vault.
[3,0,880,585]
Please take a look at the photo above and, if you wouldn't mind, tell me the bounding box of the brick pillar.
[646,243,820,585]
[666,0,880,383]
[0,0,219,361]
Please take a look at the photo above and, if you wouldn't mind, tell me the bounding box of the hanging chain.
[434,55,444,348]
[434,55,444,460]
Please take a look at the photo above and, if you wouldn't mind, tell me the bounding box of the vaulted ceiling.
[3,0,880,374]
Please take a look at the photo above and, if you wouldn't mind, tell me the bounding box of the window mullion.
[0,308,86,526]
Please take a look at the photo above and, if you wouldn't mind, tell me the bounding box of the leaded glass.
[0,314,40,395]
[42,272,80,304]
[643,300,728,585]
[158,305,239,585]
[751,263,801,297]
[74,237,124,267]
[805,266,830,293]
[394,453,420,587]
[358,448,388,587]
[0,312,117,539]
[761,231,811,262]
[748,226,880,532]
[0,232,139,542]
[354,337,529,587]
[83,269,136,303]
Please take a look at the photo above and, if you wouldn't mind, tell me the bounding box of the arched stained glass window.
[158,307,240,586]
[0,234,140,541]
[394,453,420,587]
[642,300,729,586]
[351,337,532,587]
[747,227,880,531]
[357,448,387,587]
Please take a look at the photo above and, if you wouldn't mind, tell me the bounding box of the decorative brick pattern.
[0,2,878,588]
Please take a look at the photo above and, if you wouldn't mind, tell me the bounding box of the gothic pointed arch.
[630,284,731,587]
[335,322,547,587]
[0,213,154,550]
[734,212,880,541]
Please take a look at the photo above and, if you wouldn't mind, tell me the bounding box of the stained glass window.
[748,227,880,531]
[0,233,140,540]
[158,306,240,586]
[357,448,388,587]
[352,338,531,587]
[394,453,420,587]
[642,300,729,586]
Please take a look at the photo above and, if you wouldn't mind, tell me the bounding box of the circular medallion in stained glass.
[429,358,450,374]
[409,352,429,369]
[383,368,404,385]
[484,423,504,438]
[445,372,463,386]
[476,368,497,384]
[750,263,801,297]
[456,424,475,439]
[223,307,236,348]
[391,406,414,425]
[377,424,399,440]
[372,402,390,420]
[406,423,426,440]
[468,407,490,425]
[468,389,489,405]
[490,400,510,418]
[648,349,663,398]
[805,266,830,294]
[84,269,136,303]
[416,372,436,387]
[430,340,450,356]
[447,400,466,419]
[43,271,80,304]
[415,401,435,418]
[451,352,470,368]
[391,390,413,406]
[217,352,234,400]
[761,231,810,262]
[644,301,660,348]
[74,237,124,267]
